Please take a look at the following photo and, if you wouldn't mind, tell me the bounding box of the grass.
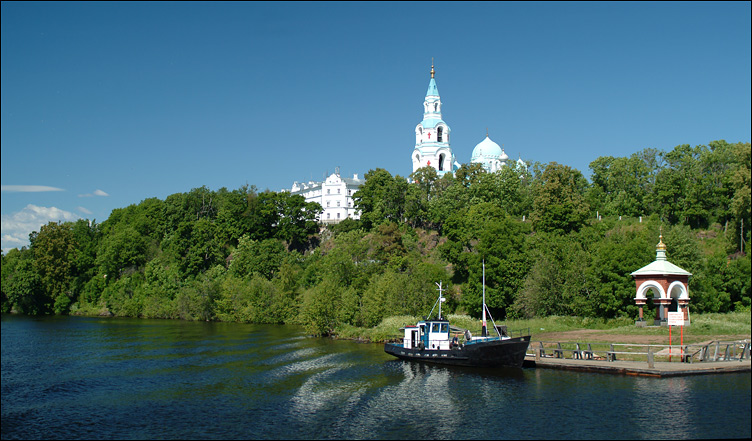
[337,310,752,344]
[335,315,420,342]
[687,310,751,332]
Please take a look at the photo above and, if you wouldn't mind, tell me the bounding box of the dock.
[524,340,751,377]
[524,355,750,377]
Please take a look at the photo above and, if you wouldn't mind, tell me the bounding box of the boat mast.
[436,281,445,320]
[482,260,487,337]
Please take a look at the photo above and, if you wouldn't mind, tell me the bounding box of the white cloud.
[1,185,65,193]
[1,204,81,254]
[78,189,110,198]
[77,206,93,215]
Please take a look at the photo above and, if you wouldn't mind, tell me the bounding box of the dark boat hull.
[384,335,531,368]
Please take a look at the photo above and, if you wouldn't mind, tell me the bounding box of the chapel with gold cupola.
[412,63,458,176]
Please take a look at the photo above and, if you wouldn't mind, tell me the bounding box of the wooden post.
[669,325,672,362]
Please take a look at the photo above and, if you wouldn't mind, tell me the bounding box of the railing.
[528,340,751,367]
[502,327,531,339]
[696,340,752,362]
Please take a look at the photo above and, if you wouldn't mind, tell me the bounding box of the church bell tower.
[412,62,455,175]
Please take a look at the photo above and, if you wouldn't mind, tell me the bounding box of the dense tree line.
[2,140,750,335]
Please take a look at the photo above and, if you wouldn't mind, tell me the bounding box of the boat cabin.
[402,320,451,350]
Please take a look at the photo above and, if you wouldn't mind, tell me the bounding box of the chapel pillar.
[635,298,647,327]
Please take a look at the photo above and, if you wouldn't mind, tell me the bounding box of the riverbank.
[29,309,752,347]
[335,310,752,345]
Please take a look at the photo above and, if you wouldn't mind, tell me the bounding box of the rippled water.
[2,314,750,440]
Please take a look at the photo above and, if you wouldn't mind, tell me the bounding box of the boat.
[384,263,531,368]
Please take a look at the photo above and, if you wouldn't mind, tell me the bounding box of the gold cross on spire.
[431,58,435,78]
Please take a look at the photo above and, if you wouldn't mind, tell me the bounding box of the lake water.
[1,314,749,440]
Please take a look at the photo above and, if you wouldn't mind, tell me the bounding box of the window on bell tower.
[437,127,443,142]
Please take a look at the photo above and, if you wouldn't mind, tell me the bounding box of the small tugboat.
[384,264,531,368]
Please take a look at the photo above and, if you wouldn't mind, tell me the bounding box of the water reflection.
[1,314,749,440]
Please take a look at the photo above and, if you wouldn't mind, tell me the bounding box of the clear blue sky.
[2,1,750,253]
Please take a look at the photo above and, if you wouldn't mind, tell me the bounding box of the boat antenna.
[427,281,446,320]
[482,260,487,337]
[437,281,446,320]
[482,259,503,338]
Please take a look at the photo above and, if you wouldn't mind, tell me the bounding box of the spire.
[426,64,439,97]
[414,61,452,176]
[424,61,441,114]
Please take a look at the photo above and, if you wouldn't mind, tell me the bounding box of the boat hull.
[384,335,531,368]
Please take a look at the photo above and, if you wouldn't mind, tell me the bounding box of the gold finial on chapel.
[657,227,667,250]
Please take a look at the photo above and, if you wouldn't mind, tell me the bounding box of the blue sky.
[2,1,750,253]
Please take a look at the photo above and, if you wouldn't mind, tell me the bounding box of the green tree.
[587,154,652,217]
[176,267,222,321]
[30,221,77,313]
[97,225,148,279]
[300,275,342,336]
[588,224,654,318]
[361,269,406,327]
[512,232,594,318]
[427,173,468,233]
[650,144,716,228]
[229,236,287,280]
[1,248,45,314]
[272,191,321,251]
[215,185,258,246]
[70,219,100,304]
[729,142,751,251]
[531,162,590,234]
[353,168,408,230]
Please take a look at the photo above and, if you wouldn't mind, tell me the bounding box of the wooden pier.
[524,340,751,377]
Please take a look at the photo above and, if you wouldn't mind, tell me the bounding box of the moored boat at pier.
[384,267,531,368]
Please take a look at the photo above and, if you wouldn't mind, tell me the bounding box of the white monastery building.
[286,63,528,224]
[287,169,363,224]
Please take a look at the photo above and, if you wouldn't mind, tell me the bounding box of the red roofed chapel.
[631,233,692,327]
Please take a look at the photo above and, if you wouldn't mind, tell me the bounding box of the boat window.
[431,323,440,333]
[441,324,449,333]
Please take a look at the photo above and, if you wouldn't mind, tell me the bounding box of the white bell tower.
[412,62,455,175]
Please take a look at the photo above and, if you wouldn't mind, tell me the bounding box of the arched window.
[437,127,443,142]
[438,154,445,171]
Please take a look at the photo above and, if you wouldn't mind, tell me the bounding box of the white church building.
[287,169,363,224]
[412,64,459,175]
[412,63,525,176]
[285,63,527,224]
